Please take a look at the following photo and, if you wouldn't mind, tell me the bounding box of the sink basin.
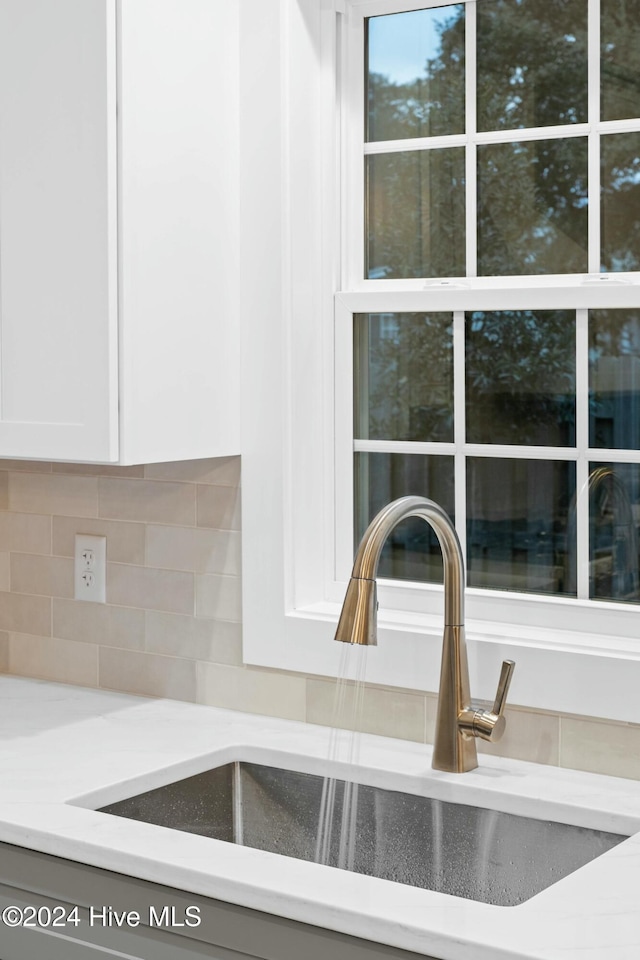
[97,761,627,907]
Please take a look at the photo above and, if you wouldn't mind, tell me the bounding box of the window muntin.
[349,1,640,609]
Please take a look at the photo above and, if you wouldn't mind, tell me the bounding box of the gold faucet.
[335,496,515,773]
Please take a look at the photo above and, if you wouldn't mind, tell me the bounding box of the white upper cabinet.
[0,0,240,464]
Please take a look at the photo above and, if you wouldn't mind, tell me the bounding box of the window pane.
[601,0,640,121]
[467,458,576,595]
[589,310,640,449]
[366,5,465,142]
[354,313,453,442]
[477,0,587,132]
[466,310,575,445]
[367,149,465,279]
[477,138,588,276]
[601,132,640,272]
[588,463,640,603]
[354,453,454,582]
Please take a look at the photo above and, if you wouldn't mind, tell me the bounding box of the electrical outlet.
[74,534,106,602]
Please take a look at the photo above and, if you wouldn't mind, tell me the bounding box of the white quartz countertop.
[1,676,640,960]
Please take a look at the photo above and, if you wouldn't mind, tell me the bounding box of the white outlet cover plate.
[74,534,107,603]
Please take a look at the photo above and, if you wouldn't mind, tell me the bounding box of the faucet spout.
[335,496,515,773]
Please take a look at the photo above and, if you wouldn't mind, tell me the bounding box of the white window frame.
[240,0,640,725]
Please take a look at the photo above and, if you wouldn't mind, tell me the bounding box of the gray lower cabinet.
[0,843,437,960]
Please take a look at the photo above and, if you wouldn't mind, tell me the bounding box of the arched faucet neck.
[351,496,465,627]
[335,495,516,773]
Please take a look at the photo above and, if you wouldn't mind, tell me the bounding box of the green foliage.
[477,137,588,276]
[476,0,588,131]
[601,0,640,121]
[367,150,466,278]
[466,310,576,444]
[356,313,453,441]
[601,131,640,272]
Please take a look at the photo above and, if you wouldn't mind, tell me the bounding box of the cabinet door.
[0,0,118,462]
[0,843,436,960]
[0,925,124,960]
[116,0,240,465]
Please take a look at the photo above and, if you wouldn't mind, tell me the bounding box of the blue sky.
[367,5,463,83]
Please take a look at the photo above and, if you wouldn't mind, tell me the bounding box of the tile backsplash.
[0,458,242,702]
[0,455,639,781]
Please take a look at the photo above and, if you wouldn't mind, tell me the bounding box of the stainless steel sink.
[97,761,627,907]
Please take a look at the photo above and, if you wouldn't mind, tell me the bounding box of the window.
[342,0,640,611]
[240,0,640,723]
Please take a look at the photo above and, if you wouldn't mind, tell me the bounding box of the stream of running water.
[314,642,368,869]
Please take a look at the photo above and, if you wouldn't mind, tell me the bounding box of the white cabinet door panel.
[0,0,239,465]
[0,0,118,462]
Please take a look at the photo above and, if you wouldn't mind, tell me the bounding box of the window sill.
[244,598,640,725]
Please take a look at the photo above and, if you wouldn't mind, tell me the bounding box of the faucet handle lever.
[492,659,515,717]
[459,659,516,743]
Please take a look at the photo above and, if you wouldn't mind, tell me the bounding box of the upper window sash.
[342,0,640,289]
